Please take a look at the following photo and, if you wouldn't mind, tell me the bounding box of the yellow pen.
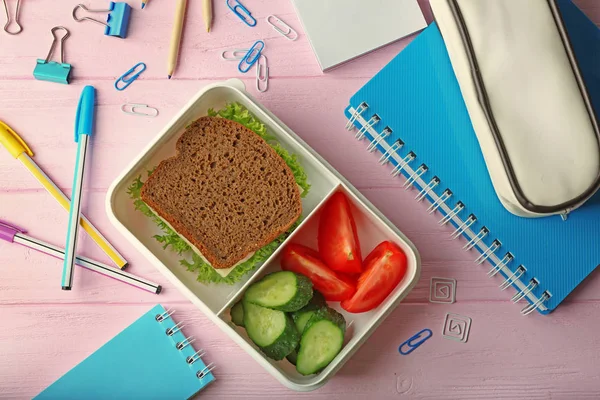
[0,120,128,269]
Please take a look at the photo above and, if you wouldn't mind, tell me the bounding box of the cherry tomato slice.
[341,241,407,313]
[281,243,356,301]
[318,192,363,274]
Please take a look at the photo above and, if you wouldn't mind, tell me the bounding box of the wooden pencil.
[203,0,213,32]
[167,0,188,79]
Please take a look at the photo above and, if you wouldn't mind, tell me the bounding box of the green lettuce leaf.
[127,102,309,285]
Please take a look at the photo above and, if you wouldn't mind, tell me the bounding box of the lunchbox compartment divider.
[216,183,343,317]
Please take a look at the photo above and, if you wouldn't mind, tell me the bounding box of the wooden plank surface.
[1,0,599,399]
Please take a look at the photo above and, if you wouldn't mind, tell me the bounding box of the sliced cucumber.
[286,349,298,365]
[299,288,327,311]
[288,289,327,365]
[291,289,325,334]
[244,271,313,312]
[230,300,245,327]
[243,300,299,360]
[292,310,316,334]
[296,307,346,376]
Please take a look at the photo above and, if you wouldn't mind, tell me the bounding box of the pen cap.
[0,220,25,243]
[74,86,96,142]
[0,121,34,158]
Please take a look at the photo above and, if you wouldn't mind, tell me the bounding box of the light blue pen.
[62,85,96,290]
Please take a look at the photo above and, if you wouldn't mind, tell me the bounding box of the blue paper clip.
[72,2,132,39]
[33,26,72,85]
[398,329,432,355]
[238,41,264,73]
[226,0,256,27]
[115,62,146,91]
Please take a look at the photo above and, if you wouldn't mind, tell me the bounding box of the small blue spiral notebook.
[344,0,600,315]
[35,305,215,399]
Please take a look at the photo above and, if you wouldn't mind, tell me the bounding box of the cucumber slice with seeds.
[243,300,299,360]
[293,310,316,334]
[245,271,313,312]
[288,290,327,365]
[291,289,325,334]
[296,307,346,376]
[230,300,245,327]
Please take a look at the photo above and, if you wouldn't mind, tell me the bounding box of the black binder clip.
[33,26,72,85]
[72,2,132,39]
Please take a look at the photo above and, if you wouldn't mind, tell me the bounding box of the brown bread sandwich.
[128,103,310,284]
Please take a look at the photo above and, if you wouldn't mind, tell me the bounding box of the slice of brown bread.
[141,116,302,269]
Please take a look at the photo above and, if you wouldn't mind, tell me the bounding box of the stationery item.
[398,328,432,355]
[0,121,127,269]
[429,277,456,304]
[291,0,426,71]
[238,40,264,73]
[167,0,187,79]
[442,314,471,343]
[432,0,600,218]
[343,0,600,315]
[221,49,269,92]
[221,48,248,60]
[63,86,96,290]
[141,0,148,9]
[115,62,146,91]
[34,305,215,399]
[2,0,21,34]
[72,2,132,39]
[0,220,161,294]
[203,0,212,32]
[266,15,298,41]
[121,103,159,117]
[227,0,256,27]
[256,54,268,93]
[33,26,72,85]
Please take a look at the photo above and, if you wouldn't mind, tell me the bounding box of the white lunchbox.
[106,79,421,391]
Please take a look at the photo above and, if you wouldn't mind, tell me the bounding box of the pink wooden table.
[1,1,599,398]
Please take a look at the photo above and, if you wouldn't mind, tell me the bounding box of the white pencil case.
[430,0,600,218]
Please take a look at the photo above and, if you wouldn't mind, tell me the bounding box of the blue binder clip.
[33,26,72,85]
[238,41,264,73]
[226,0,257,27]
[115,62,146,91]
[72,2,132,38]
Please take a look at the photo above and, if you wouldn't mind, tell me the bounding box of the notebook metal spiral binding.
[416,176,439,202]
[355,114,380,140]
[440,201,464,226]
[346,104,552,315]
[367,127,392,153]
[154,308,216,379]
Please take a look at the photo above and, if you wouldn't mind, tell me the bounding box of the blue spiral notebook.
[344,0,600,315]
[35,305,215,399]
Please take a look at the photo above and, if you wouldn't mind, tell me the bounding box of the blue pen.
[62,85,96,290]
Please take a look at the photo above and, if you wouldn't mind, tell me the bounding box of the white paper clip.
[121,103,158,117]
[256,55,269,93]
[266,15,298,41]
[221,49,249,61]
